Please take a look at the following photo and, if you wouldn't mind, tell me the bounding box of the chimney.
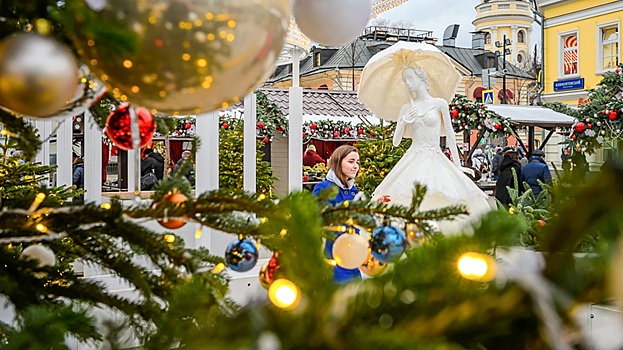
[471,31,486,50]
[442,24,460,47]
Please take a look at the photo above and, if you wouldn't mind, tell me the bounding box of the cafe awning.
[485,104,576,128]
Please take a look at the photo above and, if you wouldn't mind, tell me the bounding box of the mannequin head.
[402,66,431,92]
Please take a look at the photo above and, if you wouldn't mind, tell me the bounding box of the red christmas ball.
[311,123,317,129]
[344,127,350,134]
[575,122,585,132]
[617,67,622,74]
[257,121,265,129]
[222,122,229,129]
[184,122,191,130]
[588,123,593,129]
[494,123,502,130]
[157,193,188,229]
[451,109,459,118]
[333,132,339,138]
[263,137,270,143]
[609,110,618,121]
[105,103,155,151]
[572,135,577,140]
[266,252,280,282]
[357,128,364,134]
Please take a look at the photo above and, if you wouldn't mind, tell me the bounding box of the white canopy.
[485,104,576,128]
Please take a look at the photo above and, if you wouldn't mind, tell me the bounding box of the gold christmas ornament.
[359,253,387,277]
[66,0,290,115]
[0,33,79,117]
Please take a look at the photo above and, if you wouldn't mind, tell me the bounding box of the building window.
[517,30,525,43]
[497,4,510,9]
[485,32,491,45]
[560,32,578,76]
[480,5,491,12]
[517,53,523,63]
[599,25,619,70]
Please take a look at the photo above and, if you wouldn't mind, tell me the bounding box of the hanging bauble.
[293,0,372,46]
[225,238,259,272]
[65,0,290,115]
[451,108,459,118]
[405,223,426,247]
[609,110,618,121]
[21,245,56,267]
[184,123,192,130]
[157,193,188,229]
[0,33,78,117]
[259,252,281,289]
[332,232,368,269]
[575,122,585,132]
[370,225,407,263]
[104,103,156,151]
[259,262,271,289]
[359,253,387,277]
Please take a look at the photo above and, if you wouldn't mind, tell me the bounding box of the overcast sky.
[376,0,540,49]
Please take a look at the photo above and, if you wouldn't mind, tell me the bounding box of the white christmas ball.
[332,233,369,269]
[21,245,56,267]
[293,0,372,46]
[0,33,78,117]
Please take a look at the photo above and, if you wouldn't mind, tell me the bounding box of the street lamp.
[531,0,545,105]
[495,36,512,104]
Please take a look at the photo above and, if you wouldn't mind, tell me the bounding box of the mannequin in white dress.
[372,66,491,235]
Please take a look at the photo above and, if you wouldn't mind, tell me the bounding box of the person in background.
[172,150,195,186]
[491,146,503,181]
[312,145,390,283]
[495,146,521,207]
[303,144,326,167]
[72,153,84,200]
[520,149,552,196]
[141,148,165,180]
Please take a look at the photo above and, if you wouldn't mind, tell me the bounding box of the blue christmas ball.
[370,225,407,263]
[225,238,258,272]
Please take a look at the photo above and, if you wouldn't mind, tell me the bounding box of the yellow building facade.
[541,0,623,105]
[473,0,535,66]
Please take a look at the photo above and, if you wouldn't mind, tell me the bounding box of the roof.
[267,39,534,83]
[484,104,576,128]
[258,88,373,117]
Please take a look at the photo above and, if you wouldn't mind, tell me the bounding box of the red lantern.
[609,110,618,121]
[157,193,188,229]
[451,108,459,118]
[575,122,585,132]
[257,121,265,129]
[105,103,155,151]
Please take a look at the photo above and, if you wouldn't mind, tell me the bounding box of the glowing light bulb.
[164,234,176,243]
[212,263,225,274]
[457,252,496,282]
[100,203,112,210]
[35,224,48,233]
[269,279,301,310]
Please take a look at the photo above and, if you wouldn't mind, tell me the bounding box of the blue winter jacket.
[520,156,552,196]
[313,180,361,283]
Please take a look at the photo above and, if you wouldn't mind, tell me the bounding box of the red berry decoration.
[602,110,607,115]
[357,128,364,135]
[575,122,585,132]
[184,122,191,130]
[538,220,546,227]
[617,67,622,74]
[311,123,317,129]
[157,193,188,229]
[257,121,265,129]
[451,108,459,118]
[222,122,229,129]
[572,135,577,140]
[609,110,618,120]
[263,137,270,143]
[105,103,155,151]
[494,123,502,130]
[333,132,339,138]
[588,123,593,129]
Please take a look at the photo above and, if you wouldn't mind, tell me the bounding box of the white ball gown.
[372,103,491,235]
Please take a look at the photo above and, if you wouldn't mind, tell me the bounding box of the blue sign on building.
[553,78,584,91]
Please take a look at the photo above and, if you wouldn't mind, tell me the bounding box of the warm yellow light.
[212,263,225,274]
[328,259,337,266]
[195,229,202,239]
[1,129,10,135]
[227,20,236,28]
[28,193,46,213]
[226,34,235,42]
[182,53,191,61]
[196,58,207,67]
[123,60,133,68]
[221,102,229,108]
[207,33,216,41]
[269,279,301,310]
[87,39,95,47]
[279,229,287,237]
[35,224,47,233]
[131,86,140,93]
[457,252,496,282]
[257,193,266,201]
[164,234,176,243]
[100,203,112,210]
